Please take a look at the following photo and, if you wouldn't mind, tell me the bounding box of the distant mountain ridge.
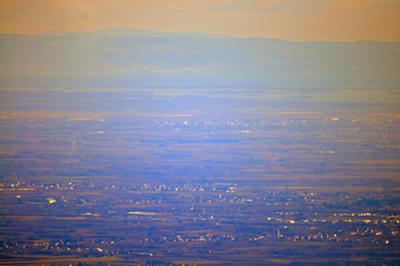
[0,29,399,89]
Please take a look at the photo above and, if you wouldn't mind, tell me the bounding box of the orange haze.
[0,0,399,41]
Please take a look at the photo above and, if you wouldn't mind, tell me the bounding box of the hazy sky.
[0,0,400,40]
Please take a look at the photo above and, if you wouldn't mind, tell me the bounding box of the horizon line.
[1,28,399,43]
